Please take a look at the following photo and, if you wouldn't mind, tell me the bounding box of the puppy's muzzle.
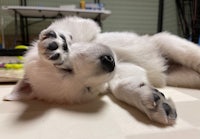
[100,55,115,72]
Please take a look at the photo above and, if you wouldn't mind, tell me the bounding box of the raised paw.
[141,88,177,125]
[38,30,72,68]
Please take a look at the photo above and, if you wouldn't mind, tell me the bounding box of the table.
[2,6,111,45]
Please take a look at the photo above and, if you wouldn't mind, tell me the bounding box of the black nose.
[100,55,115,72]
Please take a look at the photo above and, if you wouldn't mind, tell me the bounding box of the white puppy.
[5,16,200,125]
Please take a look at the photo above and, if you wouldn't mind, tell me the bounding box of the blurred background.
[0,0,184,48]
[0,0,199,82]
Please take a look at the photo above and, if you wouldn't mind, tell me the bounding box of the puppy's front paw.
[38,30,71,68]
[141,88,177,125]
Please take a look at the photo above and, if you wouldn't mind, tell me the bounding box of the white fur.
[21,42,115,104]
[5,16,200,125]
[42,16,101,43]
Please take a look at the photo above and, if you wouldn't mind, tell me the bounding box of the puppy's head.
[69,42,116,87]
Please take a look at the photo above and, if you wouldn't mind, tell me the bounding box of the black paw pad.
[47,42,59,51]
[59,34,68,52]
[45,31,57,39]
[153,88,165,98]
[163,103,172,116]
[62,43,68,52]
[153,93,160,102]
[59,34,66,42]
[42,31,57,40]
[49,53,60,60]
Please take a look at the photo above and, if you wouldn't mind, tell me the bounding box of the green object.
[15,45,28,61]
[15,45,28,50]
[5,63,23,69]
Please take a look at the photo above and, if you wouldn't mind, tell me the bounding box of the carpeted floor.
[0,85,200,139]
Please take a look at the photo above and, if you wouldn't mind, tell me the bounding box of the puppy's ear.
[3,78,35,101]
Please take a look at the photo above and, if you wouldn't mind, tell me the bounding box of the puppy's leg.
[3,77,34,101]
[109,63,177,125]
[167,63,200,88]
[151,32,200,73]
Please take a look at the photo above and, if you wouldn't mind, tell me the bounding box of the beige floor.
[0,85,200,139]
